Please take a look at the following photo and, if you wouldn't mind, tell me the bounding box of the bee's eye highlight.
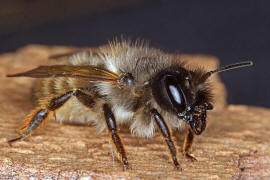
[168,85,182,104]
[164,76,186,113]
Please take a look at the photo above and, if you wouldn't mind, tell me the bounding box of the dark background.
[0,0,269,107]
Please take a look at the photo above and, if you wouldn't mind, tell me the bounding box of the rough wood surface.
[0,45,269,179]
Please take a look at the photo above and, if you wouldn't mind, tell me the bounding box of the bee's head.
[151,61,253,135]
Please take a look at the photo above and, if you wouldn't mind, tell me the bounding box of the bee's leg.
[73,90,95,108]
[9,89,96,144]
[103,104,129,170]
[150,109,181,170]
[182,128,197,161]
[8,108,50,143]
[8,91,76,143]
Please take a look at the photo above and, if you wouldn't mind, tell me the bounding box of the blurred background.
[0,0,269,107]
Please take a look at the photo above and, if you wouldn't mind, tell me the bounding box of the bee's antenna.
[202,61,253,81]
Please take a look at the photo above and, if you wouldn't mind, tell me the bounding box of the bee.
[7,40,253,170]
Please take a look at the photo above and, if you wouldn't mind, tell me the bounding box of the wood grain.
[0,45,269,179]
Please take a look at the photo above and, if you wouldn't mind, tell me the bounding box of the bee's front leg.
[150,109,181,171]
[103,104,129,170]
[182,128,197,161]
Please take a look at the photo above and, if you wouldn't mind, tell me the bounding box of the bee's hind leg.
[8,89,91,144]
[182,128,197,161]
[8,108,50,143]
[103,104,129,170]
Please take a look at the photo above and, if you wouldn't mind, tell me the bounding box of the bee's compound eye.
[164,75,186,113]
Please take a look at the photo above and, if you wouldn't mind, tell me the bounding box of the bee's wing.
[7,65,119,83]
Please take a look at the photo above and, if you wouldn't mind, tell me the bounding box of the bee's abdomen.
[33,77,91,101]
[32,78,105,127]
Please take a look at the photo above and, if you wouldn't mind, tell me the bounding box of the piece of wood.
[0,45,269,179]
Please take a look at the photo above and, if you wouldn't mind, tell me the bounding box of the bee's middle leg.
[9,89,93,143]
[103,104,129,170]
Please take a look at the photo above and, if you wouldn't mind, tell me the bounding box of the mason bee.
[7,40,253,170]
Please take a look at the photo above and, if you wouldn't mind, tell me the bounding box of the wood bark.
[0,45,269,179]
